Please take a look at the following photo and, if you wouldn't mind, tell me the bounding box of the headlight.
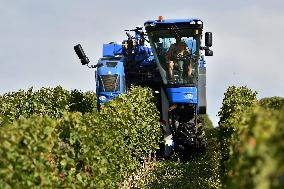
[185,93,193,99]
[99,95,107,101]
[190,21,195,25]
[197,21,203,25]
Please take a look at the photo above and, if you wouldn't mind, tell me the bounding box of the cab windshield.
[148,29,201,86]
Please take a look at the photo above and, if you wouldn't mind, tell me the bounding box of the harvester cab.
[144,18,213,157]
[145,18,212,86]
[144,18,212,109]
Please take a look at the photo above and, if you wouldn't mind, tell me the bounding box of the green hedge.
[0,113,130,188]
[218,86,284,188]
[100,86,162,159]
[54,112,135,188]
[0,116,58,188]
[224,106,284,189]
[217,86,257,180]
[0,86,97,124]
[0,87,70,122]
[0,86,161,188]
[259,96,284,111]
[218,86,258,128]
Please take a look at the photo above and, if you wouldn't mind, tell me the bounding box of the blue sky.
[1,0,283,125]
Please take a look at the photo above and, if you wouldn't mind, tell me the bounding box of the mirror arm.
[87,63,103,68]
[200,46,210,50]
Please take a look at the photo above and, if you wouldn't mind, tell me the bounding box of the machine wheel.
[175,117,206,159]
[175,120,196,159]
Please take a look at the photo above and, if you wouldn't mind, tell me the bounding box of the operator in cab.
[166,35,192,82]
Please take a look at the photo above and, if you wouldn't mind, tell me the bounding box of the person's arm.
[166,44,175,61]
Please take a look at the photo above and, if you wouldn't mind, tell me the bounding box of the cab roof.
[144,18,203,31]
[144,18,203,25]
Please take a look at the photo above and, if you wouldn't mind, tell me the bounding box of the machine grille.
[100,74,120,92]
[106,61,118,67]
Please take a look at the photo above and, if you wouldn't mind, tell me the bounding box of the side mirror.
[74,44,90,65]
[205,32,212,47]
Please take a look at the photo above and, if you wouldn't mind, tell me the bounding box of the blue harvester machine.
[74,17,213,157]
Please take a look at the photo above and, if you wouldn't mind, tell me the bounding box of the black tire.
[175,121,196,158]
[175,117,206,159]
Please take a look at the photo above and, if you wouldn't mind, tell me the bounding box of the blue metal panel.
[134,46,156,66]
[103,44,122,57]
[166,87,198,104]
[96,59,125,104]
